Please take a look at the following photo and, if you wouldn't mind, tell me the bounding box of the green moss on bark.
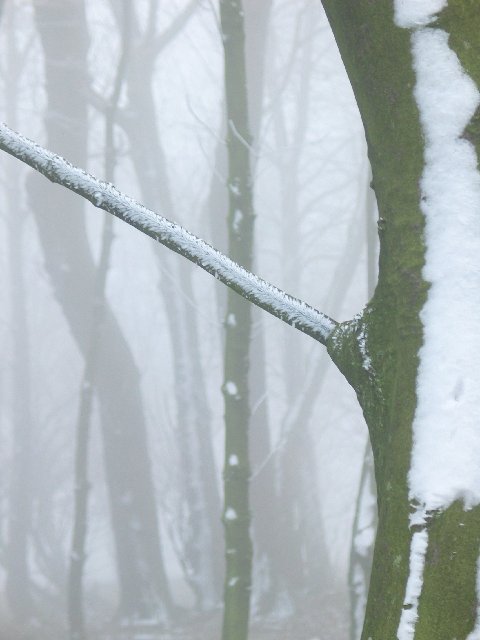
[415,502,480,639]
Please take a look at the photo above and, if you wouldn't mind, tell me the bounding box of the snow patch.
[229,181,240,197]
[228,454,239,466]
[225,507,237,521]
[397,529,429,640]
[409,505,428,528]
[233,209,243,233]
[394,0,447,28]
[224,381,238,397]
[226,312,237,327]
[358,327,372,372]
[408,28,480,511]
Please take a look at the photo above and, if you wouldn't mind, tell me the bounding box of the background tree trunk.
[67,5,131,636]
[219,1,255,638]
[116,3,224,609]
[31,0,173,621]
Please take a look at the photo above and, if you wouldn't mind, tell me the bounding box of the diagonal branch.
[0,122,337,344]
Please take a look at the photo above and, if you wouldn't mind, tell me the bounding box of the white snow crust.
[407,28,480,511]
[392,11,480,635]
[358,327,372,372]
[397,530,429,640]
[394,0,447,28]
[224,508,237,521]
[228,454,239,466]
[233,209,243,233]
[225,381,238,396]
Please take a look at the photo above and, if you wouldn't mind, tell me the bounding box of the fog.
[0,1,377,638]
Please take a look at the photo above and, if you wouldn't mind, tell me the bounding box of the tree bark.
[239,0,282,616]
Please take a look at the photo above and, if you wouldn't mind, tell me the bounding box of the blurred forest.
[0,1,377,638]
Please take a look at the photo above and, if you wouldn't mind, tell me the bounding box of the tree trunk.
[241,0,282,617]
[31,0,172,620]
[117,6,224,608]
[67,7,130,633]
[322,1,480,637]
[220,1,255,639]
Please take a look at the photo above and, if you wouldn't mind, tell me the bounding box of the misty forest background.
[0,1,378,638]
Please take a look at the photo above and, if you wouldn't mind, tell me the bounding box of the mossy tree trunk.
[321,1,480,638]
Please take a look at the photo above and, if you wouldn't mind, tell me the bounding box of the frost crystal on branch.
[0,122,337,345]
[394,0,480,513]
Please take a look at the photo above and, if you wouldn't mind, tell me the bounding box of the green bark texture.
[220,1,255,640]
[321,1,480,638]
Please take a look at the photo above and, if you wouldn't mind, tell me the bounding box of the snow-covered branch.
[0,122,337,344]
